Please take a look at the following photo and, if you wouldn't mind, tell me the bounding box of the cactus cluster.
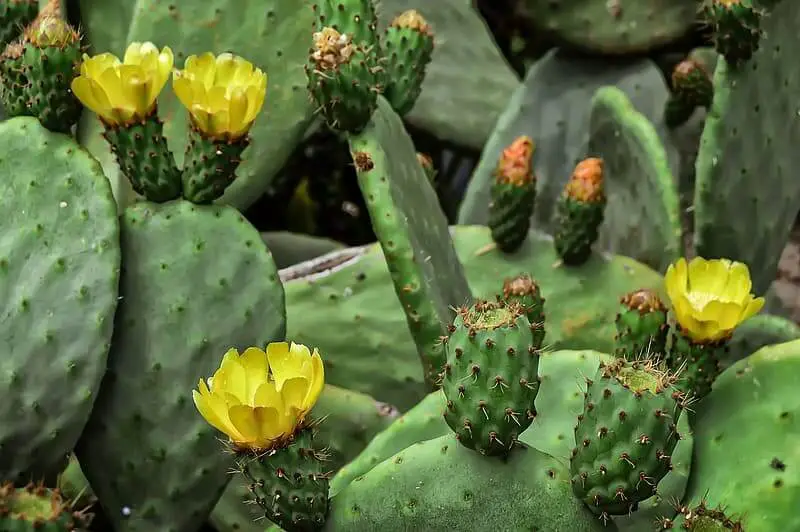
[0,0,796,531]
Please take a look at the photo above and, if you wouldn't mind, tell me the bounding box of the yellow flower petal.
[227,404,260,443]
[280,376,312,414]
[740,296,765,322]
[306,349,325,408]
[724,262,753,302]
[239,347,269,403]
[193,379,245,441]
[172,74,194,111]
[71,77,108,117]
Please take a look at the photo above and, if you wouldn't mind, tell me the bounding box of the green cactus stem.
[0,41,27,117]
[614,289,669,359]
[704,0,763,67]
[181,127,248,204]
[16,15,83,133]
[381,9,434,116]
[0,0,37,48]
[659,499,744,530]
[417,152,436,185]
[666,328,728,400]
[0,481,93,531]
[554,157,607,266]
[501,274,546,350]
[665,58,714,128]
[569,358,687,521]
[488,135,537,253]
[311,0,379,50]
[102,111,183,202]
[238,426,330,532]
[442,298,540,457]
[306,26,381,133]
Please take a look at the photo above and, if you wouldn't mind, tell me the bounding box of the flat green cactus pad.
[76,201,286,531]
[521,0,697,54]
[78,0,316,211]
[0,117,120,481]
[459,49,677,235]
[685,339,800,531]
[588,86,682,272]
[693,0,800,294]
[283,225,663,409]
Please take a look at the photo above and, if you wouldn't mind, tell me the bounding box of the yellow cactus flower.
[665,257,764,343]
[192,342,324,451]
[172,52,267,140]
[71,42,173,126]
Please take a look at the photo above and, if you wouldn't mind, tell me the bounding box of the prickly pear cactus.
[0,118,120,482]
[75,201,286,531]
[614,289,669,359]
[693,0,800,294]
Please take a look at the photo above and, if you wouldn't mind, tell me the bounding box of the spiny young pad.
[666,329,726,400]
[442,298,540,456]
[381,9,434,116]
[0,42,27,117]
[488,136,537,253]
[554,157,607,266]
[502,274,546,350]
[660,499,744,530]
[0,0,37,48]
[0,481,93,531]
[239,426,330,532]
[19,15,83,132]
[703,0,763,67]
[614,289,669,359]
[569,358,688,520]
[181,127,248,204]
[665,59,714,128]
[307,27,381,133]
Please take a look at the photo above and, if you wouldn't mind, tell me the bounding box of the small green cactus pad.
[693,0,800,294]
[0,0,37,48]
[614,289,669,359]
[377,0,520,149]
[380,9,435,116]
[683,339,800,531]
[501,274,546,348]
[0,117,120,481]
[588,87,682,272]
[328,434,612,531]
[724,313,800,370]
[459,49,677,233]
[260,231,345,269]
[75,201,286,531]
[521,0,697,54]
[347,96,473,386]
[79,0,316,211]
[0,481,93,531]
[282,225,662,409]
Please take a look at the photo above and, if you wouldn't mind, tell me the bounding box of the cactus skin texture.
[0,481,93,531]
[442,298,540,456]
[703,0,763,67]
[614,289,668,359]
[311,0,379,50]
[666,329,726,400]
[240,427,330,532]
[181,128,248,204]
[569,358,686,520]
[381,10,434,116]
[18,15,82,132]
[501,274,546,349]
[665,59,714,128]
[0,0,36,47]
[307,27,381,133]
[102,113,183,202]
[488,135,537,253]
[554,157,607,266]
[659,499,744,531]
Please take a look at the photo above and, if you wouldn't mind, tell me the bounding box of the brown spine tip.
[352,151,374,171]
[564,157,605,202]
[311,27,354,70]
[390,9,433,35]
[502,273,540,298]
[620,288,666,313]
[494,135,535,186]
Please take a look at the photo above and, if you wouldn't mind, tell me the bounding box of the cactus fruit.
[703,0,763,67]
[501,274,546,350]
[239,427,330,532]
[18,15,82,132]
[0,481,92,531]
[311,0,379,50]
[554,157,607,266]
[488,135,537,253]
[381,10,434,116]
[665,59,714,128]
[569,358,687,520]
[442,299,540,456]
[614,289,668,359]
[0,0,37,47]
[307,27,381,133]
[660,499,744,530]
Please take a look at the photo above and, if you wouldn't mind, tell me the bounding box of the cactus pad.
[0,117,120,481]
[693,0,800,294]
[75,201,286,531]
[588,87,682,271]
[614,289,669,359]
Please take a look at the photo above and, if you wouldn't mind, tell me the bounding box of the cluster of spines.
[701,0,764,67]
[569,358,690,522]
[0,480,93,530]
[554,157,607,266]
[488,135,537,253]
[658,498,744,530]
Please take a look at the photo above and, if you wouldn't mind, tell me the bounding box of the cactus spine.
[488,136,537,253]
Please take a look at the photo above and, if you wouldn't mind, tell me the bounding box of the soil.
[774,227,800,323]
